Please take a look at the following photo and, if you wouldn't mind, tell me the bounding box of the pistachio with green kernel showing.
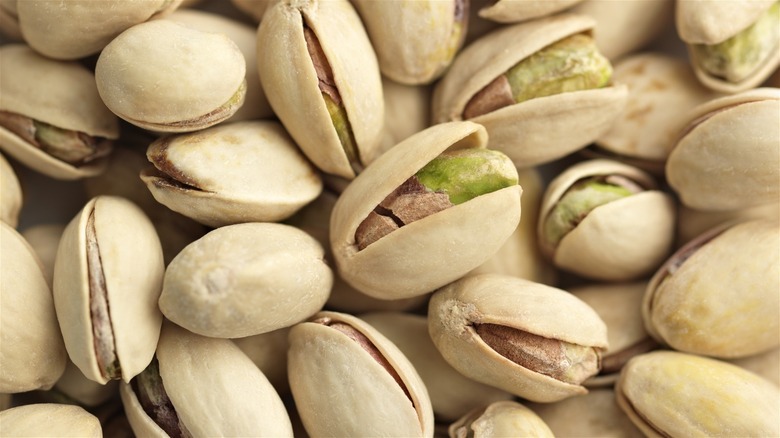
[331,121,522,300]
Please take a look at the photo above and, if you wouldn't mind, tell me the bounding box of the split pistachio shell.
[96,20,246,133]
[0,153,21,227]
[121,322,293,437]
[289,311,434,437]
[676,0,776,44]
[539,159,675,281]
[0,222,67,393]
[18,0,180,60]
[667,88,780,210]
[331,121,522,300]
[0,404,101,437]
[257,0,383,179]
[53,196,164,384]
[450,401,554,438]
[0,44,118,180]
[616,351,780,437]
[479,0,583,23]
[353,0,467,84]
[433,14,627,168]
[643,220,780,358]
[22,224,66,288]
[428,274,608,402]
[361,312,512,422]
[141,121,322,227]
[159,222,332,338]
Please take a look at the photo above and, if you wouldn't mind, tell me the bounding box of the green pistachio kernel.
[33,121,101,164]
[324,93,360,173]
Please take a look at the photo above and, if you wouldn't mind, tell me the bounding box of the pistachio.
[0,0,22,40]
[53,360,119,408]
[132,357,190,438]
[0,404,102,437]
[450,401,554,438]
[478,0,583,23]
[0,152,21,228]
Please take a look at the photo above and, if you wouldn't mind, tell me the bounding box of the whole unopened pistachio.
[450,401,554,438]
[643,220,780,358]
[478,0,583,23]
[289,311,434,437]
[539,159,675,281]
[96,20,247,132]
[331,121,522,300]
[0,404,101,437]
[617,351,780,437]
[257,0,383,179]
[141,121,322,227]
[0,44,118,179]
[53,196,165,384]
[0,153,21,227]
[428,274,608,402]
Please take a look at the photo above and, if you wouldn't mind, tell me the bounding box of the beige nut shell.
[0,153,21,227]
[257,0,383,179]
[0,222,67,393]
[0,0,22,40]
[643,220,780,358]
[667,88,780,211]
[450,401,554,438]
[330,121,522,300]
[428,274,608,403]
[288,311,434,437]
[433,14,627,168]
[539,159,675,281]
[479,0,583,23]
[676,0,775,44]
[142,121,322,228]
[96,20,246,132]
[53,196,164,384]
[0,404,101,437]
[0,44,118,179]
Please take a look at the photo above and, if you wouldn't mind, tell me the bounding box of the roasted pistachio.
[0,404,101,437]
[450,401,554,438]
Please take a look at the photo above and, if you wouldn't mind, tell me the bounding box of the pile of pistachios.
[1,0,779,436]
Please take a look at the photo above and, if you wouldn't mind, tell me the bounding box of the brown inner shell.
[132,356,191,438]
[599,337,659,375]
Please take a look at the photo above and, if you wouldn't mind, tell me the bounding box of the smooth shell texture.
[616,351,780,437]
[0,44,118,179]
[53,196,164,384]
[233,327,291,395]
[353,0,461,84]
[676,0,775,44]
[21,224,66,289]
[433,14,627,168]
[142,121,322,227]
[729,347,780,387]
[676,201,780,244]
[361,312,512,422]
[428,274,608,402]
[18,0,179,60]
[257,0,383,179]
[0,153,21,227]
[667,88,780,210]
[479,0,583,23]
[96,20,246,131]
[451,401,554,438]
[289,311,434,437]
[54,360,118,407]
[330,121,521,300]
[379,78,432,155]
[0,404,101,437]
[529,389,643,438]
[0,222,67,393]
[644,220,780,358]
[597,53,720,162]
[159,222,332,338]
[0,0,22,40]
[539,159,675,281]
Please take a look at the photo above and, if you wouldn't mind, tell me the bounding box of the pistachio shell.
[53,360,119,407]
[95,20,247,132]
[667,88,780,210]
[0,222,67,393]
[141,121,322,227]
[433,14,627,168]
[0,404,101,437]
[22,224,66,288]
[0,0,22,40]
[53,196,164,384]
[0,44,118,179]
[479,0,583,23]
[232,327,291,395]
[18,0,181,60]
[616,351,780,437]
[729,347,780,386]
[450,401,554,438]
[676,0,775,44]
[676,201,780,244]
[0,153,21,227]
[428,274,608,403]
[643,220,780,358]
[331,121,522,300]
[159,222,332,338]
[379,78,432,156]
[257,0,383,179]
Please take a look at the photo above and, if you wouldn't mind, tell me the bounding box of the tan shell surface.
[53,196,164,384]
[667,89,780,210]
[156,323,293,437]
[451,401,554,438]
[257,0,383,179]
[331,121,521,300]
[353,0,460,84]
[289,311,434,437]
[143,121,322,227]
[379,79,432,156]
[676,201,780,243]
[676,0,775,44]
[616,351,780,437]
[95,20,246,131]
[0,222,67,393]
[0,153,21,227]
[54,360,118,407]
[233,327,291,395]
[428,274,608,402]
[361,312,512,422]
[120,381,168,438]
[729,347,780,386]
[478,0,583,23]
[18,0,178,60]
[160,222,332,338]
[0,404,101,437]
[21,224,66,289]
[689,41,780,94]
[644,220,780,358]
[0,0,22,40]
